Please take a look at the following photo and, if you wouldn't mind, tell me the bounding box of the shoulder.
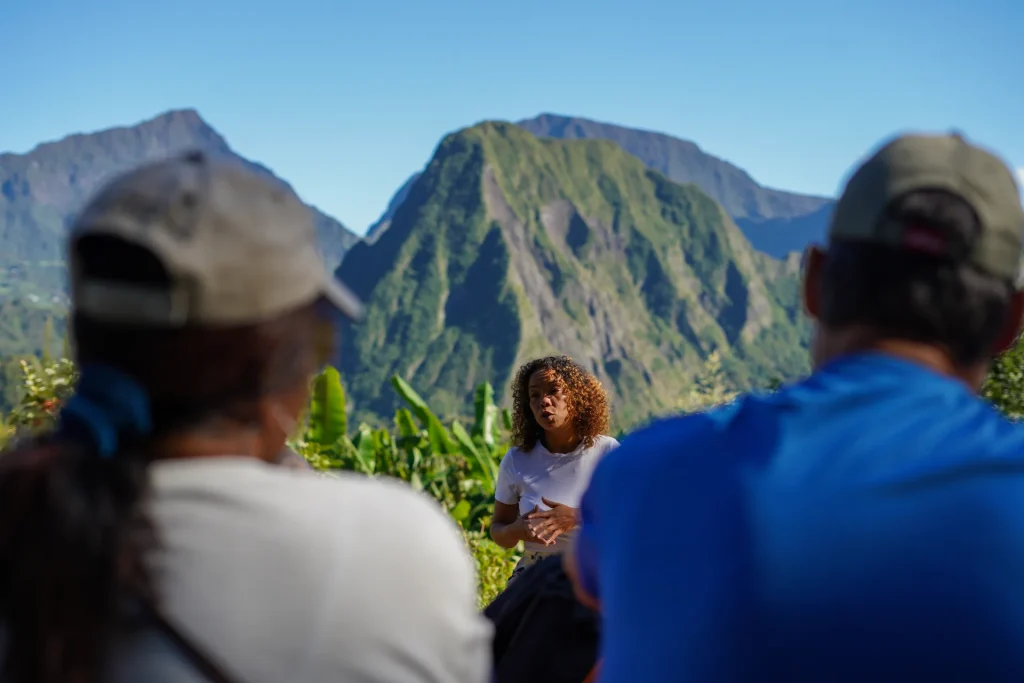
[589,413,732,492]
[302,473,480,602]
[592,434,621,451]
[158,459,465,557]
[325,472,467,543]
[609,411,719,459]
[287,475,492,679]
[149,459,491,679]
[583,434,621,461]
[499,445,528,469]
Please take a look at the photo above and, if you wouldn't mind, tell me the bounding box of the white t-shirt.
[494,435,620,553]
[107,457,493,683]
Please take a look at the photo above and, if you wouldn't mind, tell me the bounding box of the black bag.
[484,554,600,683]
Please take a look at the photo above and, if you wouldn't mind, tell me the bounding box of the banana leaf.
[308,367,347,445]
[391,375,457,454]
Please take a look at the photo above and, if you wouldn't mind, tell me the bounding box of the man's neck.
[148,423,276,463]
[817,329,985,391]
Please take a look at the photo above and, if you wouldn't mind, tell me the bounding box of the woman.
[0,152,491,683]
[489,356,619,583]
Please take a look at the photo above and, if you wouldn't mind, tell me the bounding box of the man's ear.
[802,245,827,321]
[993,289,1024,355]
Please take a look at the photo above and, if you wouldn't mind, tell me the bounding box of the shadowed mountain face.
[517,113,834,258]
[365,172,422,244]
[0,109,358,294]
[336,122,809,428]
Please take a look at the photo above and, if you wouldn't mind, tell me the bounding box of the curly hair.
[510,355,610,452]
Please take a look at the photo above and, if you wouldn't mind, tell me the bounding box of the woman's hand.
[512,505,553,546]
[526,498,579,545]
[491,503,553,547]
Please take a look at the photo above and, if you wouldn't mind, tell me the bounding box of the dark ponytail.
[0,364,157,683]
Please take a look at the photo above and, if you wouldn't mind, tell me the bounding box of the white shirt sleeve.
[494,449,520,506]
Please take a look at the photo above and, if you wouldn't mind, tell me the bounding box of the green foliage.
[338,121,811,431]
[298,368,509,531]
[1,109,358,301]
[5,358,77,438]
[983,339,1024,420]
[518,114,831,229]
[0,298,68,413]
[462,529,520,608]
[308,366,349,444]
[0,356,77,449]
[677,351,739,414]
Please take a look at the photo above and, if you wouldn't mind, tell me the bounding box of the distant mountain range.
[368,113,834,258]
[364,172,421,244]
[0,109,359,295]
[337,122,808,428]
[1,108,821,427]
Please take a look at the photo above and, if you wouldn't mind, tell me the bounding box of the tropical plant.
[677,351,739,414]
[0,413,12,451]
[2,356,77,440]
[463,529,519,608]
[983,338,1024,421]
[297,367,512,532]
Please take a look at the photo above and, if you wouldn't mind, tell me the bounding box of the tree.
[677,351,738,414]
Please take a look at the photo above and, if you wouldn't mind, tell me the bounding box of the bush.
[0,357,77,449]
[983,339,1024,421]
[677,351,738,414]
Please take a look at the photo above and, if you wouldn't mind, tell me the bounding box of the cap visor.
[322,276,365,322]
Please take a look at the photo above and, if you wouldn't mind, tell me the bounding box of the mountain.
[0,109,359,294]
[336,121,809,429]
[364,172,422,244]
[516,114,834,258]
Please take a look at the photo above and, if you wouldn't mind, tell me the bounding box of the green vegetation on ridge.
[0,109,358,297]
[517,113,835,258]
[337,121,809,429]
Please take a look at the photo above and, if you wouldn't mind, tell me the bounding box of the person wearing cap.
[0,152,492,683]
[564,133,1024,682]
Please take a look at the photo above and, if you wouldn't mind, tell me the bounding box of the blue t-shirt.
[575,352,1024,682]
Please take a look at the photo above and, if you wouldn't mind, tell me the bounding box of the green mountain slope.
[337,122,809,428]
[0,109,359,295]
[517,113,834,258]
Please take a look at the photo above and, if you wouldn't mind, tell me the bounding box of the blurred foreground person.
[0,152,492,683]
[567,133,1024,682]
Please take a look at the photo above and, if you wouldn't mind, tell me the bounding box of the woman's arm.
[489,501,536,549]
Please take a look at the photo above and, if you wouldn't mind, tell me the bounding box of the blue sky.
[2,0,1021,234]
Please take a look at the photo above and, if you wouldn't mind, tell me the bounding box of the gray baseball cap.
[829,132,1024,281]
[68,150,363,326]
